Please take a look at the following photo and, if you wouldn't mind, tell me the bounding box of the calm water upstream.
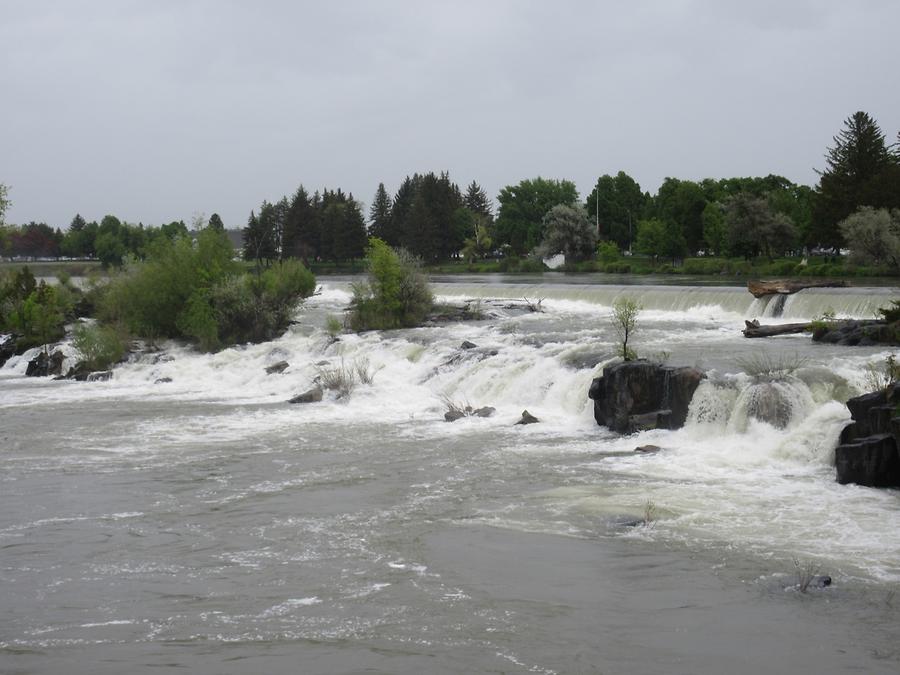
[1,276,899,674]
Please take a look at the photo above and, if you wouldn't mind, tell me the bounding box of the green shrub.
[597,241,620,264]
[99,228,315,349]
[72,322,126,370]
[349,238,433,331]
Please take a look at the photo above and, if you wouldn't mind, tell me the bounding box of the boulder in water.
[634,444,663,454]
[588,360,704,434]
[155,377,173,384]
[516,410,540,425]
[25,349,65,377]
[835,384,900,487]
[0,335,19,369]
[289,386,323,404]
[86,370,113,382]
[460,340,477,350]
[743,382,793,429]
[265,360,290,375]
[473,406,495,418]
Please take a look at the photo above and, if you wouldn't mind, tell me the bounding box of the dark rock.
[155,377,173,384]
[25,350,65,377]
[460,340,477,350]
[444,410,466,422]
[588,360,704,434]
[812,575,832,588]
[445,405,495,422]
[265,360,290,375]
[634,445,663,454]
[869,405,896,436]
[835,386,900,487]
[835,434,900,487]
[846,390,887,437]
[516,410,540,425]
[442,347,498,368]
[812,319,897,347]
[86,370,113,382]
[0,335,18,369]
[289,386,323,404]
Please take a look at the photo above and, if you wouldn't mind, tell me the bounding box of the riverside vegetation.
[2,110,899,279]
[0,226,316,372]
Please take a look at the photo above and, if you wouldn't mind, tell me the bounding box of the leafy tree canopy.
[495,177,578,256]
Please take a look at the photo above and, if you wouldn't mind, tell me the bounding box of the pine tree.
[390,174,421,249]
[369,183,393,241]
[283,185,318,261]
[208,213,225,231]
[813,111,899,248]
[464,180,493,219]
[243,207,277,267]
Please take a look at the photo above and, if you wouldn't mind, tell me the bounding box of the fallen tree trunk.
[742,319,811,338]
[748,279,848,298]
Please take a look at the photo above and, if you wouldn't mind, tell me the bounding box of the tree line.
[2,110,898,267]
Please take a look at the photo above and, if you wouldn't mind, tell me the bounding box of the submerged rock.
[516,410,540,425]
[289,386,323,404]
[86,370,113,382]
[634,445,663,454]
[155,377,173,384]
[588,360,704,434]
[444,405,495,422]
[265,360,290,375]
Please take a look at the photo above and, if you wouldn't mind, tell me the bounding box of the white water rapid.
[2,278,899,674]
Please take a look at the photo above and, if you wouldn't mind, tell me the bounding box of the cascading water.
[2,277,900,674]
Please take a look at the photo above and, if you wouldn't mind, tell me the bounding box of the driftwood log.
[747,279,848,299]
[742,319,811,338]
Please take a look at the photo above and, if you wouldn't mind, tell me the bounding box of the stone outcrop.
[265,360,290,375]
[812,320,898,347]
[289,386,323,404]
[588,360,705,434]
[834,384,900,487]
[25,349,65,377]
[515,410,540,425]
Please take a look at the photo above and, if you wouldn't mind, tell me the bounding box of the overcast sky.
[2,0,899,229]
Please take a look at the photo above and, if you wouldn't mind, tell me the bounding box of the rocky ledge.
[834,383,900,487]
[588,360,705,434]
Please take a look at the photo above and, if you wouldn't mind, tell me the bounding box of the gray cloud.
[1,0,898,229]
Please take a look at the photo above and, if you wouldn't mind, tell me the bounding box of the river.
[1,276,899,674]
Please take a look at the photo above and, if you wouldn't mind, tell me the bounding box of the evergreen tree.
[334,195,368,262]
[368,183,393,241]
[208,213,225,231]
[813,111,899,248]
[243,209,277,267]
[283,185,318,262]
[464,180,493,219]
[390,174,421,249]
